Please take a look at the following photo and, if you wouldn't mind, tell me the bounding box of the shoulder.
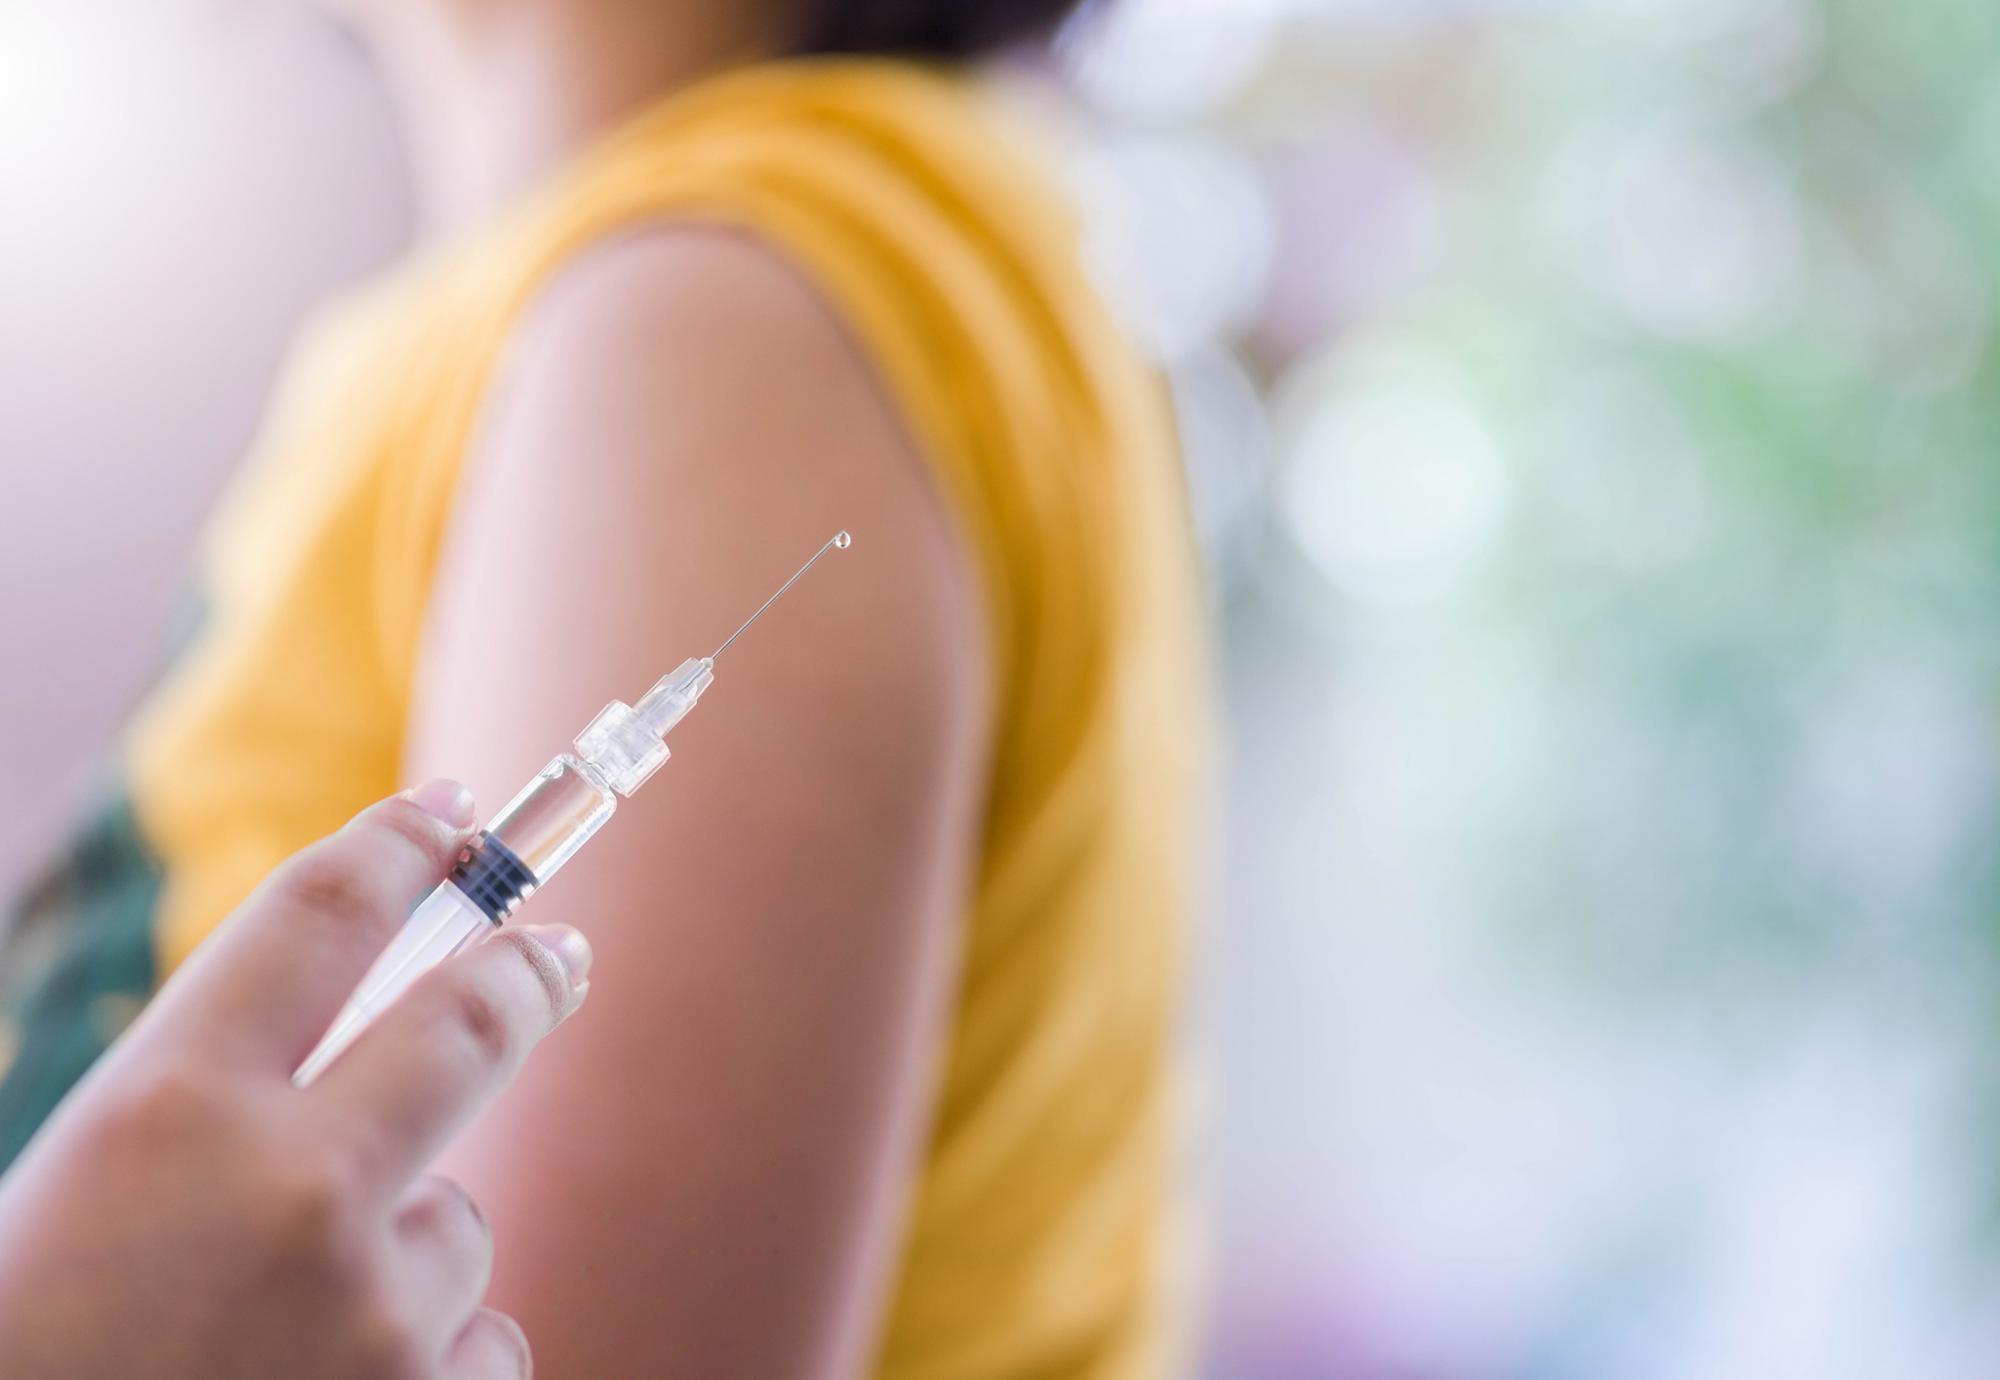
[480,224,932,530]
[477,221,971,629]
[506,226,881,420]
[432,221,990,792]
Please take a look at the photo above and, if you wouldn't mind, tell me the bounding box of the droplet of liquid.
[834,531,852,549]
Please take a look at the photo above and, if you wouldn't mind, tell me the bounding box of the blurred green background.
[1052,0,2000,1374]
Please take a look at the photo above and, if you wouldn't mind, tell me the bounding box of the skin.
[355,3,991,1373]
[0,782,592,1378]
[411,230,989,1376]
[333,0,798,236]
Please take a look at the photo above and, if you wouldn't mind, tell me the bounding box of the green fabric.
[0,785,162,1170]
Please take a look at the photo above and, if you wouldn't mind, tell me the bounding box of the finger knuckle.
[437,982,515,1067]
[90,1062,232,1149]
[494,930,573,1026]
[270,1160,356,1263]
[396,1186,445,1239]
[405,1176,490,1248]
[279,852,387,936]
[370,796,454,868]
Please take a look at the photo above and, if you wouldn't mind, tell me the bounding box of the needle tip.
[707,531,853,661]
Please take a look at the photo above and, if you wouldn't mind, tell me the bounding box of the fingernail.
[407,779,476,828]
[516,924,592,990]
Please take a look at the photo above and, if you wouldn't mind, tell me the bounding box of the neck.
[353,1,793,237]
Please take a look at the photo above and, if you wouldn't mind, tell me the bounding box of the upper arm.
[407,228,991,1378]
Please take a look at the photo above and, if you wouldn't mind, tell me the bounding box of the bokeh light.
[1069,131,1275,362]
[1541,119,1805,346]
[1275,342,1509,606]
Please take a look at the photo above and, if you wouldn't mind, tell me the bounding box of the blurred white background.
[0,4,408,884]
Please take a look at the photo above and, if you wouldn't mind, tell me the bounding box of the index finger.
[143,782,478,1069]
[309,924,592,1190]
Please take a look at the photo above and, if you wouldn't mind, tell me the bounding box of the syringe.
[295,531,851,1086]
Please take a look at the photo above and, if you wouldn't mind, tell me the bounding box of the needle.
[709,531,852,661]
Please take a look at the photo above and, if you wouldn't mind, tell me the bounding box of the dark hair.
[802,0,1090,59]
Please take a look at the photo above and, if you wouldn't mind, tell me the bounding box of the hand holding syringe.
[296,531,851,1085]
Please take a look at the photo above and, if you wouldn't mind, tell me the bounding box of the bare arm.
[408,229,990,1378]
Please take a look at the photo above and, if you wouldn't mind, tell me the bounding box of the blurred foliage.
[1068,2,2000,1343]
[1179,0,2000,1007]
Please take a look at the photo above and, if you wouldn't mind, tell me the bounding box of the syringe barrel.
[292,754,619,1085]
[478,754,616,897]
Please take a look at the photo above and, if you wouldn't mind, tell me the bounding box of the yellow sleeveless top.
[5,59,1205,1378]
